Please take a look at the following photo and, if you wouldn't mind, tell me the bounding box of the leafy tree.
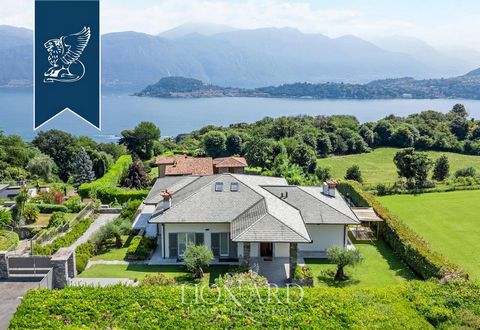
[359,125,375,147]
[345,165,363,183]
[119,122,160,160]
[72,147,96,187]
[269,117,301,139]
[449,103,468,119]
[471,126,480,140]
[90,151,111,179]
[373,120,394,146]
[98,143,127,160]
[32,130,79,181]
[316,131,333,157]
[393,148,433,189]
[123,159,149,189]
[203,131,227,157]
[27,154,55,181]
[183,244,214,278]
[392,126,416,147]
[432,155,450,181]
[449,116,470,140]
[225,133,242,155]
[326,247,362,281]
[290,143,317,173]
[23,204,39,224]
[244,138,276,168]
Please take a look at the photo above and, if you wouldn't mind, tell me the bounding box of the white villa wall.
[164,223,231,258]
[274,243,290,257]
[299,224,346,252]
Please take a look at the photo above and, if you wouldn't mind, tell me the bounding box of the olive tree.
[326,247,362,281]
[183,244,214,278]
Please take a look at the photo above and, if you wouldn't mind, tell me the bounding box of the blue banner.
[34,0,100,130]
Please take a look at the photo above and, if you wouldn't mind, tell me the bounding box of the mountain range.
[0,23,478,89]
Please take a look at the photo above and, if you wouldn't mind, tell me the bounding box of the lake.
[2,89,480,141]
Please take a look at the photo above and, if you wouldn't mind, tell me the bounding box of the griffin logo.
[43,27,91,83]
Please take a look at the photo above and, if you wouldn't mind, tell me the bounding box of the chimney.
[160,190,172,209]
[323,179,337,197]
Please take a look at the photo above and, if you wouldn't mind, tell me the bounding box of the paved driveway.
[0,279,41,330]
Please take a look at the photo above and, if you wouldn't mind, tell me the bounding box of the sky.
[1,0,480,50]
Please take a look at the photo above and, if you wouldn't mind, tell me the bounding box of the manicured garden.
[10,281,480,329]
[0,230,19,250]
[378,190,480,279]
[317,147,480,186]
[305,239,417,287]
[78,264,230,285]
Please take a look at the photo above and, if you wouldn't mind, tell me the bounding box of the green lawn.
[317,147,480,186]
[305,239,416,288]
[378,190,480,280]
[91,235,131,261]
[25,212,77,228]
[79,264,230,285]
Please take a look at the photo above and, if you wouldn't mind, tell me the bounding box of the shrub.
[344,164,363,183]
[183,245,214,278]
[75,253,90,273]
[23,204,39,224]
[454,166,476,178]
[120,200,142,221]
[9,281,480,329]
[34,217,94,255]
[126,236,156,260]
[337,180,467,280]
[141,273,177,286]
[0,230,19,250]
[47,212,68,228]
[28,203,68,214]
[293,265,313,280]
[214,270,269,288]
[63,196,85,213]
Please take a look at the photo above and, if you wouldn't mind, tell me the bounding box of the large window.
[215,182,223,192]
[178,232,195,256]
[219,233,229,256]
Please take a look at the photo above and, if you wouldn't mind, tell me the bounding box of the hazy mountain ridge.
[0,24,477,89]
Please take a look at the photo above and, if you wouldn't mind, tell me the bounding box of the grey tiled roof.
[144,176,199,205]
[148,173,356,243]
[262,186,359,225]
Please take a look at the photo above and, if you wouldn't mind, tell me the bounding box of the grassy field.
[317,147,480,186]
[305,239,416,287]
[79,264,230,285]
[91,235,131,261]
[378,190,480,279]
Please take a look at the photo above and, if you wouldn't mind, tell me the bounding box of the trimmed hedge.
[9,281,480,329]
[126,236,156,260]
[27,203,68,214]
[0,230,19,251]
[75,242,95,273]
[33,217,95,256]
[78,155,148,203]
[338,180,467,280]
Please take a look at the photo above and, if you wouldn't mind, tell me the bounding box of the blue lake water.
[2,89,480,141]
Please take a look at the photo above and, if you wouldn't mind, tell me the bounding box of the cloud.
[1,0,479,50]
[0,0,33,28]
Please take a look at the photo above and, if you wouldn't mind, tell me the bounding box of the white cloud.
[0,0,33,28]
[1,0,479,50]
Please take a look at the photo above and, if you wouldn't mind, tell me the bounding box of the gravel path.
[70,213,118,249]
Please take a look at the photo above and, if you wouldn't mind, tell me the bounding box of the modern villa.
[133,173,360,275]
